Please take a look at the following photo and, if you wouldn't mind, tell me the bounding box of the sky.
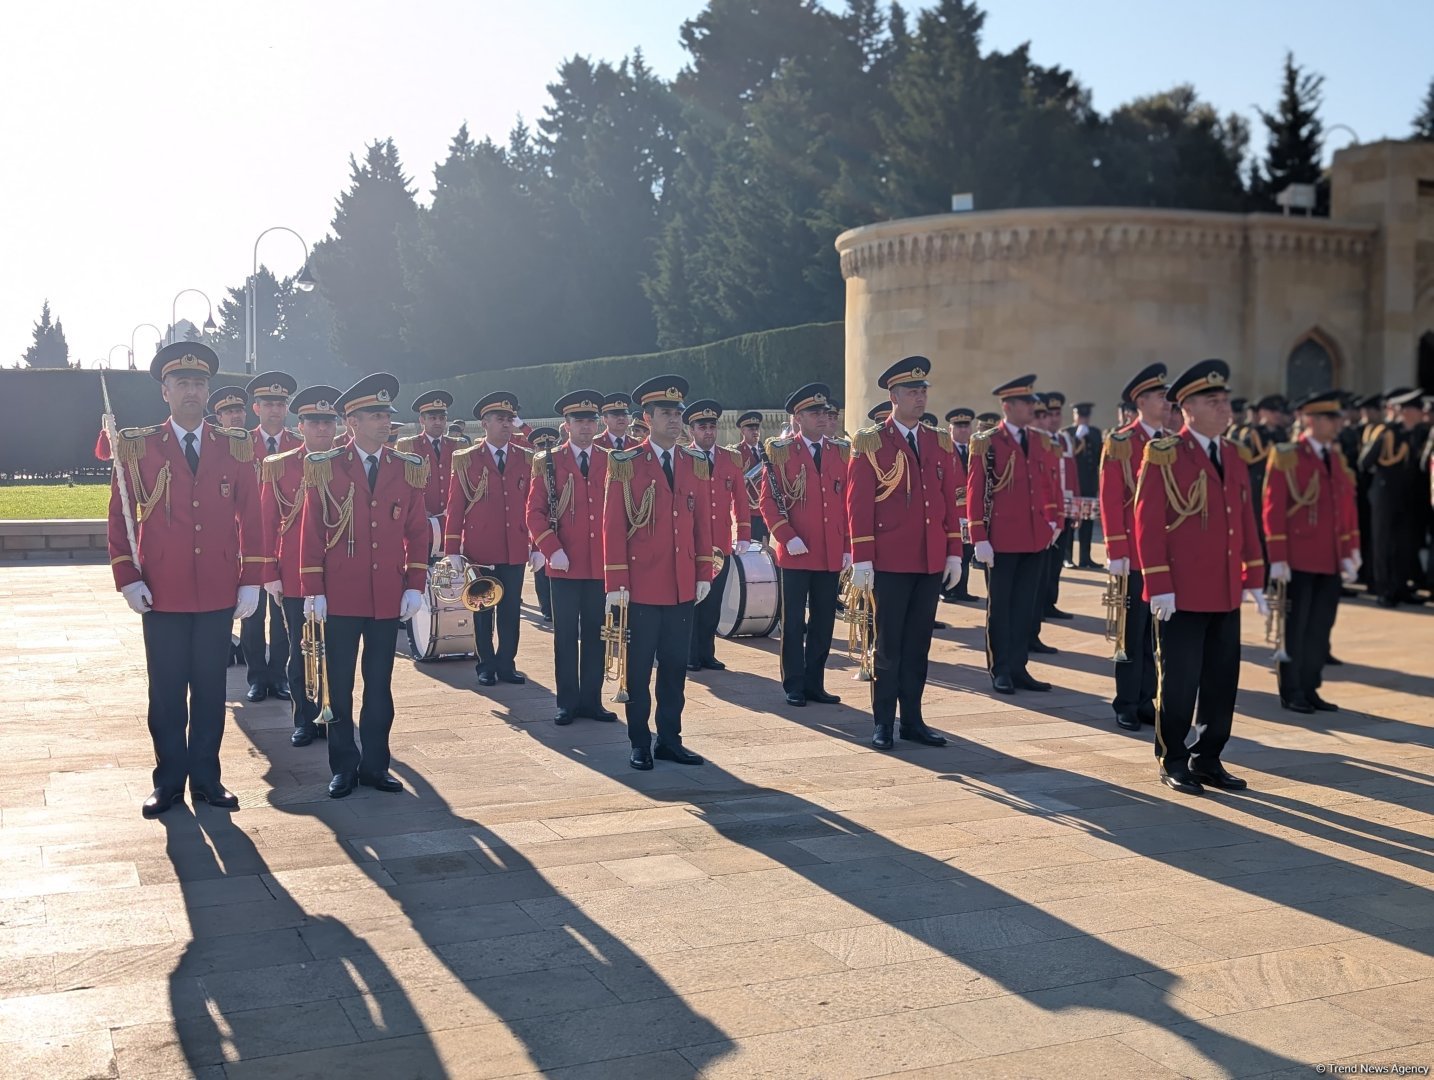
[2,0,1426,369]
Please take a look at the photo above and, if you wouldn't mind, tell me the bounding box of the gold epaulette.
[937,430,953,453]
[725,447,743,470]
[451,442,481,463]
[303,446,343,488]
[395,435,418,454]
[389,449,428,488]
[1337,453,1356,482]
[852,425,882,455]
[683,444,710,480]
[765,436,792,467]
[1144,435,1181,467]
[261,445,304,483]
[1234,441,1263,465]
[829,437,850,461]
[607,447,640,483]
[531,449,551,476]
[969,430,992,459]
[1102,430,1132,462]
[1270,442,1299,472]
[113,424,161,466]
[217,426,253,462]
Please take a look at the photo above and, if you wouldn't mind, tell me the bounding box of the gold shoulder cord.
[114,433,171,523]
[989,451,1015,494]
[456,459,490,510]
[606,453,655,538]
[1377,429,1409,467]
[304,454,354,555]
[555,473,575,523]
[1273,447,1321,524]
[1145,439,1207,532]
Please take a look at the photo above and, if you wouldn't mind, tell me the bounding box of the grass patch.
[0,483,111,520]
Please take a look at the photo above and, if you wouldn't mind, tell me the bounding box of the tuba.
[602,588,631,702]
[838,566,877,681]
[432,556,504,612]
[1265,578,1290,666]
[301,613,335,725]
[1102,572,1131,664]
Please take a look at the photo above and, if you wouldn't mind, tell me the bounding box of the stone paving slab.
[2,561,1433,1078]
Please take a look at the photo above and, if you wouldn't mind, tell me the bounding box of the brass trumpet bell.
[461,575,503,612]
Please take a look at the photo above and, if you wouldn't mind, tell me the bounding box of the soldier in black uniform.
[1359,389,1429,606]
[1063,401,1101,568]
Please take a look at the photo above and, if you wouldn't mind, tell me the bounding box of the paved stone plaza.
[2,561,1432,1079]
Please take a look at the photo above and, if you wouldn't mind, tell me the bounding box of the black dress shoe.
[1160,767,1205,795]
[899,726,948,747]
[1045,607,1074,620]
[1189,764,1247,791]
[932,620,950,630]
[1138,706,1157,726]
[992,674,1015,695]
[476,671,498,687]
[871,729,895,751]
[654,743,704,765]
[629,746,654,770]
[245,683,268,703]
[498,670,527,684]
[701,658,726,670]
[1028,640,1059,655]
[190,783,239,810]
[785,692,807,707]
[583,708,619,722]
[271,681,292,702]
[1280,697,1315,714]
[1325,654,1344,666]
[1116,713,1142,731]
[142,788,183,819]
[1013,672,1051,692]
[1310,694,1339,713]
[952,591,975,602]
[291,724,316,747]
[1376,597,1399,609]
[359,773,404,792]
[686,660,703,672]
[328,772,357,798]
[554,709,575,726]
[1079,560,1102,570]
[806,689,841,704]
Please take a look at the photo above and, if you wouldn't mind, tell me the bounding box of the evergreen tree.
[1098,86,1249,211]
[1414,76,1434,141]
[1252,52,1326,213]
[22,300,69,368]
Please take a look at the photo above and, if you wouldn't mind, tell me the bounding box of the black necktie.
[614,437,623,451]
[1209,440,1223,480]
[432,438,441,460]
[661,449,674,489]
[495,448,506,475]
[811,440,822,472]
[958,444,968,467]
[183,432,199,475]
[1017,429,1027,455]
[579,450,589,478]
[1320,446,1331,473]
[267,435,277,456]
[366,454,379,492]
[906,430,919,461]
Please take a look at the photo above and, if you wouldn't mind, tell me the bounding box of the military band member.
[974,411,999,434]
[966,376,1060,695]
[527,393,616,725]
[259,384,339,746]
[1136,359,1265,795]
[1117,400,1138,428]
[109,342,264,817]
[847,357,959,750]
[442,392,534,685]
[396,389,459,527]
[604,375,714,769]
[594,393,635,451]
[730,410,768,544]
[867,401,893,425]
[684,399,752,671]
[208,386,249,431]
[1025,398,1060,657]
[630,416,651,441]
[1063,401,1102,569]
[527,426,561,623]
[1098,363,1168,731]
[1265,391,1360,713]
[760,383,850,706]
[940,407,976,603]
[1359,388,1428,607]
[1227,398,1248,438]
[336,413,357,448]
[1040,393,1076,620]
[299,373,428,798]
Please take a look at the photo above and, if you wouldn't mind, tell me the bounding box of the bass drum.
[407,583,477,661]
[717,546,780,638]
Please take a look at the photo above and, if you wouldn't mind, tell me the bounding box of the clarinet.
[980,437,997,564]
[757,440,791,521]
[544,447,561,536]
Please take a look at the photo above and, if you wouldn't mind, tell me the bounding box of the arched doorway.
[1419,331,1434,393]
[1285,332,1338,402]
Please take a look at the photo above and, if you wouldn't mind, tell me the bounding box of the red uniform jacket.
[298,445,429,618]
[736,440,764,519]
[847,419,962,573]
[442,439,532,566]
[1263,436,1359,575]
[527,442,608,581]
[1098,421,1158,569]
[1134,429,1265,609]
[603,440,714,605]
[759,436,850,572]
[950,440,970,522]
[594,430,637,453]
[966,423,1059,553]
[252,426,302,463]
[107,421,267,611]
[397,433,461,518]
[695,444,752,554]
[259,446,309,596]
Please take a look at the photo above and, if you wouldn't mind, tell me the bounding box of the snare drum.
[407,581,476,661]
[717,546,780,638]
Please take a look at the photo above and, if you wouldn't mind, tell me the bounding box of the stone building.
[838,140,1434,422]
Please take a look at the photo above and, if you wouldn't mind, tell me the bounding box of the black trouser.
[749,513,768,544]
[280,596,318,732]
[1076,519,1095,565]
[323,614,399,778]
[534,566,552,619]
[1356,480,1373,584]
[1045,539,1065,612]
[779,567,840,697]
[626,601,693,749]
[872,571,942,733]
[142,608,233,791]
[689,556,732,665]
[473,562,526,675]
[1059,523,1074,564]
[551,577,606,713]
[240,592,289,688]
[1111,569,1156,722]
[1153,608,1240,770]
[1278,570,1340,706]
[940,543,974,600]
[986,551,1043,679]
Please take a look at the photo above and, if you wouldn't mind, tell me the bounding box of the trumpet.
[1265,578,1290,665]
[1102,572,1131,663]
[838,566,877,681]
[301,612,334,725]
[432,556,505,612]
[601,588,631,702]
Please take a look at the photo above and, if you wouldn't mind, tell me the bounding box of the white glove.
[233,585,260,621]
[605,589,628,609]
[548,549,570,573]
[1107,557,1129,577]
[1340,558,1357,583]
[263,579,283,601]
[1245,589,1270,617]
[1270,561,1292,583]
[305,594,327,622]
[786,536,809,556]
[121,580,153,614]
[1149,592,1177,622]
[529,551,545,572]
[974,540,995,566]
[848,562,874,590]
[841,552,853,571]
[399,588,423,621]
[734,540,751,555]
[1349,550,1363,574]
[445,553,464,573]
[942,556,962,589]
[696,581,712,603]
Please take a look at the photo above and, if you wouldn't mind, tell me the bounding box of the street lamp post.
[107,344,132,369]
[169,288,218,344]
[245,227,315,374]
[130,323,162,371]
